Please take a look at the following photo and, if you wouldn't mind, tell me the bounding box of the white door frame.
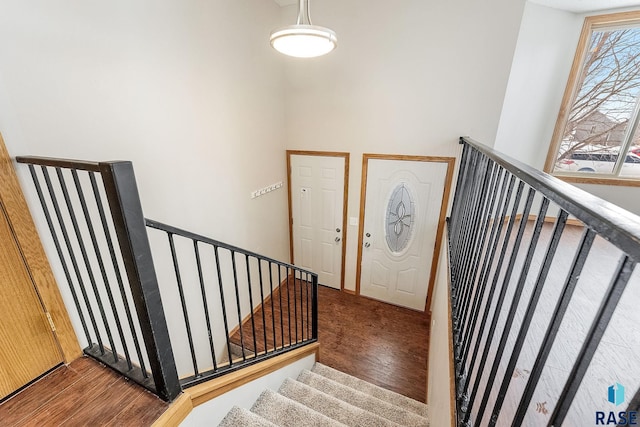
[355,154,455,312]
[286,150,350,291]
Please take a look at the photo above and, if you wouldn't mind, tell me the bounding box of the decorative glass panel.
[385,183,415,253]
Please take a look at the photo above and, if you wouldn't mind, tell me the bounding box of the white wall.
[282,0,527,291]
[427,235,454,427]
[0,0,288,254]
[494,2,582,168]
[0,0,289,368]
[495,1,640,215]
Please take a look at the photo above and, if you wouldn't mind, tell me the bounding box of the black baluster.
[213,245,233,367]
[168,233,199,376]
[194,240,217,371]
[549,256,636,426]
[28,165,91,345]
[509,228,595,426]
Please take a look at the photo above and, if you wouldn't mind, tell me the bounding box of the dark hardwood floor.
[316,286,430,404]
[4,283,431,426]
[229,282,431,403]
[229,277,313,356]
[0,357,168,426]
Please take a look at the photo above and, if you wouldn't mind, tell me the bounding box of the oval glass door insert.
[385,183,415,253]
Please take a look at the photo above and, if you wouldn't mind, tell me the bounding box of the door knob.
[364,242,370,248]
[335,237,341,242]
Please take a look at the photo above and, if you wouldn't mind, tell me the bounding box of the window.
[545,12,640,185]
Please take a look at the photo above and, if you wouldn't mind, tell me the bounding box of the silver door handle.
[364,242,370,248]
[335,237,341,242]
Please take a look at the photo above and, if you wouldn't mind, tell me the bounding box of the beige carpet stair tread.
[297,370,429,427]
[312,363,429,418]
[278,378,402,427]
[217,406,278,427]
[251,389,347,427]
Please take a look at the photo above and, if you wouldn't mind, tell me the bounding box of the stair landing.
[0,356,169,426]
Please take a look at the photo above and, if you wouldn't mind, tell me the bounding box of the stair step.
[251,389,347,427]
[229,342,255,359]
[312,363,429,419]
[218,406,278,427]
[297,370,429,427]
[278,378,401,427]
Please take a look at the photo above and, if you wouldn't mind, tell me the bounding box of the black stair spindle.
[286,267,293,347]
[459,175,518,392]
[509,228,596,426]
[168,233,199,376]
[456,159,495,320]
[257,259,268,354]
[194,240,217,371]
[474,204,565,426]
[459,179,524,420]
[453,152,485,302]
[213,245,233,367]
[457,163,501,336]
[57,167,119,360]
[268,261,277,350]
[244,254,258,357]
[41,166,104,353]
[230,250,247,361]
[89,172,147,378]
[293,268,298,344]
[27,165,91,345]
[457,168,506,351]
[278,265,285,350]
[72,169,130,366]
[549,256,636,426]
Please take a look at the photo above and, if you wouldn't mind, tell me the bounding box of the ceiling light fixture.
[270,0,337,58]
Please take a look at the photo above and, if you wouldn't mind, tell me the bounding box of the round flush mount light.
[270,0,337,58]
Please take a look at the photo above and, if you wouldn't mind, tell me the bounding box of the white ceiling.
[273,0,640,13]
[529,0,640,12]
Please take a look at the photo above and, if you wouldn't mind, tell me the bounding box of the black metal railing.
[16,156,180,401]
[449,137,640,426]
[16,155,318,400]
[145,220,318,388]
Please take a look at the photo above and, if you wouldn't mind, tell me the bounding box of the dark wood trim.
[286,150,350,291]
[355,155,369,297]
[341,155,350,293]
[0,133,81,363]
[355,154,456,315]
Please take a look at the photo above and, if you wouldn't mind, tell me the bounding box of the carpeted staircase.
[218,363,429,427]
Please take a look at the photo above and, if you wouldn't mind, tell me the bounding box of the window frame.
[544,11,640,187]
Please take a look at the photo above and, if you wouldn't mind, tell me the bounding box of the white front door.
[359,157,450,310]
[289,153,347,289]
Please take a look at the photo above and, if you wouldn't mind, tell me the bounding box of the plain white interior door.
[359,158,448,310]
[290,154,345,289]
